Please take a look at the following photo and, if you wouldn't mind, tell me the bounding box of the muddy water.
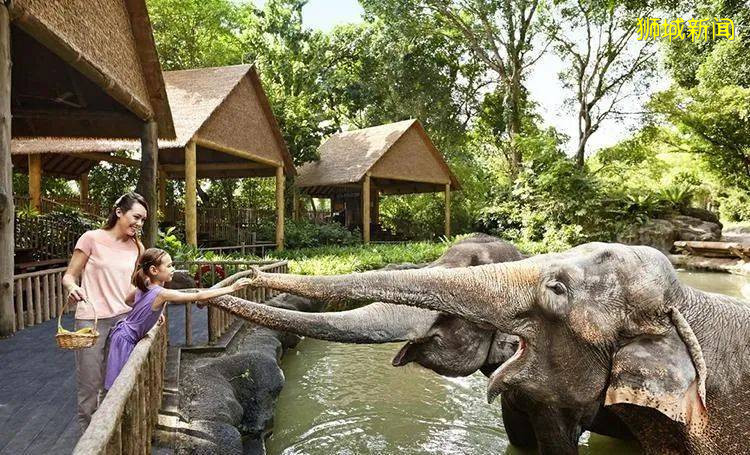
[266,271,749,454]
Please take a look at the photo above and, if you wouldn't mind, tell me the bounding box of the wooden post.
[158,169,166,214]
[373,188,380,225]
[444,183,451,238]
[292,191,299,221]
[362,173,371,244]
[185,140,197,247]
[79,172,89,203]
[28,154,42,211]
[275,166,285,251]
[0,4,14,337]
[136,120,158,248]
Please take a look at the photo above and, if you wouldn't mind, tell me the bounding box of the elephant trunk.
[206,296,438,343]
[248,262,540,328]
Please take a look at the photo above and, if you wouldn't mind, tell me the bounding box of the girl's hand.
[67,285,87,304]
[231,278,253,291]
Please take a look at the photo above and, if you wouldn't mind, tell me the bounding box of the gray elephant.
[207,235,633,452]
[226,242,750,454]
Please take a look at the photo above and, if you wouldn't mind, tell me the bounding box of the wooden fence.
[172,260,288,345]
[165,205,275,246]
[9,267,69,334]
[73,320,168,455]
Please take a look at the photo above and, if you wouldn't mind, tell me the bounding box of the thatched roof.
[297,120,459,196]
[9,0,174,138]
[11,65,295,178]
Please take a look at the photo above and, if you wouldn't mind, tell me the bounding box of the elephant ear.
[605,307,708,434]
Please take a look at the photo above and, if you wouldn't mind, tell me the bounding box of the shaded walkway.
[0,303,209,454]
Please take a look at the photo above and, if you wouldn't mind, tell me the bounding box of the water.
[266,271,749,454]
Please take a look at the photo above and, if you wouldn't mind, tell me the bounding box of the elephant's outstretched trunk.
[248,263,540,328]
[207,296,438,343]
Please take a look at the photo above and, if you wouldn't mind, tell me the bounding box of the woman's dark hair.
[132,248,167,292]
[104,192,149,230]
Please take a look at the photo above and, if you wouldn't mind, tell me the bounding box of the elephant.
[235,242,750,454]
[206,234,633,452]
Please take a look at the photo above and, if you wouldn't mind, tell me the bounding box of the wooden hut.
[296,119,460,243]
[1,0,176,336]
[12,64,295,250]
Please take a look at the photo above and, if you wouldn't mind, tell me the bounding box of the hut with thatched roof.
[1,0,176,336]
[296,119,460,243]
[12,64,295,250]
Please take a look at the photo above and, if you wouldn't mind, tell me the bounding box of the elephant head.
[245,243,712,436]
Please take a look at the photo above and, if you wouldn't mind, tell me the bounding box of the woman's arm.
[62,250,89,304]
[152,278,253,310]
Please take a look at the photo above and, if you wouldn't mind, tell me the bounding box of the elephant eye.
[547,281,567,296]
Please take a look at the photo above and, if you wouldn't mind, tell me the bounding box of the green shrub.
[257,218,359,249]
[716,188,750,222]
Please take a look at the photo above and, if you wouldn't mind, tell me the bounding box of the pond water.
[266,271,749,455]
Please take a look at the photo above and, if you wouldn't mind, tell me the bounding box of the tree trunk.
[576,104,592,168]
[136,120,158,247]
[275,166,285,251]
[0,4,14,336]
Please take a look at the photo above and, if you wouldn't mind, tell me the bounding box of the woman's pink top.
[74,229,139,319]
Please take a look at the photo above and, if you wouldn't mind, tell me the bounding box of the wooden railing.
[14,195,107,219]
[198,241,277,257]
[165,205,275,246]
[172,260,288,345]
[9,267,69,334]
[73,320,167,454]
[14,214,87,261]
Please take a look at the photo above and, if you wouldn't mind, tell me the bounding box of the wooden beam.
[160,162,268,173]
[12,108,138,125]
[193,137,282,168]
[28,154,42,211]
[373,188,380,225]
[76,152,140,167]
[444,183,451,238]
[136,120,158,248]
[185,141,197,247]
[79,172,89,202]
[275,166,285,251]
[0,4,14,336]
[362,173,371,244]
[158,169,166,213]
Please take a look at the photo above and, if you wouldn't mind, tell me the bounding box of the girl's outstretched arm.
[152,278,253,310]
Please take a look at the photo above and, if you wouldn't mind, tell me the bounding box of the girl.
[104,248,252,390]
[63,192,147,431]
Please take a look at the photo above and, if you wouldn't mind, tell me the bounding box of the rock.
[618,215,722,254]
[176,293,316,454]
[679,206,722,226]
[167,270,195,290]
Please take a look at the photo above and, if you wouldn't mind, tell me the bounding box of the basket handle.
[58,297,98,332]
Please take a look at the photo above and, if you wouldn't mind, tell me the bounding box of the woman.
[62,192,147,432]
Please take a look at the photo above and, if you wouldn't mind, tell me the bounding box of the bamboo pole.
[137,120,159,248]
[28,154,42,211]
[444,183,451,238]
[185,140,197,247]
[292,191,299,221]
[79,173,89,203]
[0,4,13,336]
[362,173,371,244]
[275,166,285,251]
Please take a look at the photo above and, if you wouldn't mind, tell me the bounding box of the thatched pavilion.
[1,0,176,336]
[296,119,460,243]
[12,64,295,250]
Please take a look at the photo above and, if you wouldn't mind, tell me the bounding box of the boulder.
[618,214,722,254]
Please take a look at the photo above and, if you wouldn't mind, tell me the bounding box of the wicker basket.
[55,299,99,350]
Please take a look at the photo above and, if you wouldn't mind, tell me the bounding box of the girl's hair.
[132,248,167,292]
[104,192,149,230]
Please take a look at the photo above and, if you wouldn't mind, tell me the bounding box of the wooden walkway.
[0,304,210,454]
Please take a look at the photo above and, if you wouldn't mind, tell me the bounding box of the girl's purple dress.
[104,285,163,390]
